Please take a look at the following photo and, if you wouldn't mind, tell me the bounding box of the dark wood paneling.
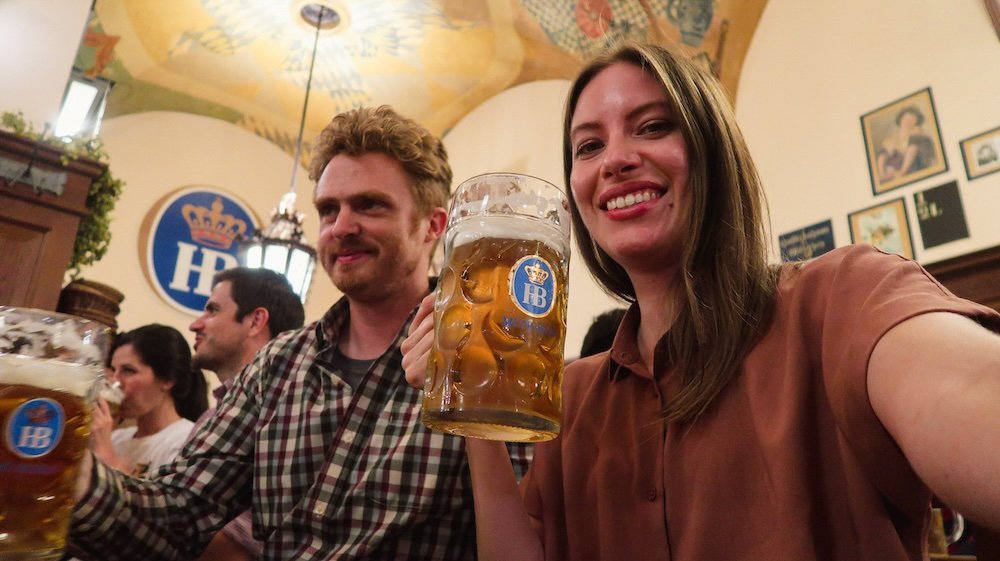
[925,245,1000,313]
[0,130,105,310]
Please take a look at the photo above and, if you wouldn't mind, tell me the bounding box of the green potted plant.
[1,110,126,328]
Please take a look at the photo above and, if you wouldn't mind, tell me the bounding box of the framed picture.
[959,125,1000,180]
[848,198,915,259]
[860,88,948,194]
[914,181,969,249]
[778,219,835,262]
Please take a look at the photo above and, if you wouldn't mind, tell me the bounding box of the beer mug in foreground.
[422,173,571,442]
[0,307,107,560]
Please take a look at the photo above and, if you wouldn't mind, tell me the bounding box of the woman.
[91,324,208,478]
[402,42,1000,560]
[876,105,935,182]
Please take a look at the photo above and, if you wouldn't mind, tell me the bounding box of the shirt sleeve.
[220,510,264,557]
[811,245,1000,515]
[69,356,265,561]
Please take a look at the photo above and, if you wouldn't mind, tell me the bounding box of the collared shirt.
[521,245,1000,561]
[71,295,531,560]
[191,382,262,557]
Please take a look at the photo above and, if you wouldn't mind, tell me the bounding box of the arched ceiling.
[75,0,768,159]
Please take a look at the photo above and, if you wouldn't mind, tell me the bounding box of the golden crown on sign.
[25,404,53,424]
[524,261,549,285]
[181,197,248,250]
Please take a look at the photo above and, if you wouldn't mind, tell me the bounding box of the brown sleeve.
[813,245,1000,515]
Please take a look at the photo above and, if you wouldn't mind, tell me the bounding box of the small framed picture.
[860,88,948,194]
[848,198,915,259]
[914,181,969,249]
[959,125,1000,180]
[778,219,835,262]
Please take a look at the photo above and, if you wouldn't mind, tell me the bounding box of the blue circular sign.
[508,256,557,317]
[5,398,65,458]
[143,187,259,315]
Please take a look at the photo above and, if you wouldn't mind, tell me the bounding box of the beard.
[324,233,423,303]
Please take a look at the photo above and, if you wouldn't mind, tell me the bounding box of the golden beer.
[0,308,105,561]
[422,174,571,442]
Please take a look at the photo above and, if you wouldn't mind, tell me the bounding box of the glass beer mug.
[0,307,108,560]
[421,173,571,442]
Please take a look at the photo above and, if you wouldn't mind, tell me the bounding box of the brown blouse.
[521,245,1000,561]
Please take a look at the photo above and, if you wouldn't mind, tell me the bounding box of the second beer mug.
[422,173,571,442]
[0,307,108,561]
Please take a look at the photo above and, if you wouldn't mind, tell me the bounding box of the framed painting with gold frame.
[860,88,948,195]
[959,125,1000,180]
[848,198,915,259]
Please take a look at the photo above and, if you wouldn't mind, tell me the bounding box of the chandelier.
[240,3,341,302]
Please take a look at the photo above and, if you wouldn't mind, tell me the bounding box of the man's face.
[189,280,252,372]
[313,152,433,302]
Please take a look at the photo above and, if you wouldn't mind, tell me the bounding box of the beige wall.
[87,112,339,333]
[739,0,1000,264]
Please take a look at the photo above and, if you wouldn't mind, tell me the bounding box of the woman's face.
[568,61,691,275]
[109,344,173,420]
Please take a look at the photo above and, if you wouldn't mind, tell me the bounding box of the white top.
[111,418,194,478]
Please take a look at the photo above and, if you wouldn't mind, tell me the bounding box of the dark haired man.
[188,267,305,560]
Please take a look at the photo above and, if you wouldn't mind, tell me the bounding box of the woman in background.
[91,324,208,478]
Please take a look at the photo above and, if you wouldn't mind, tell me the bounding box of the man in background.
[188,267,305,560]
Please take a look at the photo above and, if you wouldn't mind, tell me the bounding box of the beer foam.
[449,215,568,254]
[0,354,98,398]
[0,308,105,365]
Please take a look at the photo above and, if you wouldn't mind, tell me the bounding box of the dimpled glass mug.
[421,173,571,442]
[0,307,108,560]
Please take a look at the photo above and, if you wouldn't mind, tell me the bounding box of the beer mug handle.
[945,512,965,546]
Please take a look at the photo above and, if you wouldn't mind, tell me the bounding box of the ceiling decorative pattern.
[76,0,767,159]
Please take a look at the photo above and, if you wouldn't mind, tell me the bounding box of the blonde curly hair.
[308,105,452,215]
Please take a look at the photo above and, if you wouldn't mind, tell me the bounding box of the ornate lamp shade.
[240,192,316,302]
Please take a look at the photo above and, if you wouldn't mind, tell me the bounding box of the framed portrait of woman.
[860,88,948,195]
[848,198,915,259]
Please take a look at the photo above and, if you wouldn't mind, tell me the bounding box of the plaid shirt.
[70,296,531,560]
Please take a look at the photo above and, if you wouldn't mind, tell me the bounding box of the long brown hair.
[563,42,779,423]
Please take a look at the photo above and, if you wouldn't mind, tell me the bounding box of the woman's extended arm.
[869,312,1000,530]
[466,438,544,561]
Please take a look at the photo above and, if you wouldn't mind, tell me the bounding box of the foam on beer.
[0,355,98,398]
[448,215,568,255]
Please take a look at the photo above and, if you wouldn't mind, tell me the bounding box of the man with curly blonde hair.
[70,105,529,561]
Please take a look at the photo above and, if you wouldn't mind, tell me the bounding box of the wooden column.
[0,130,106,310]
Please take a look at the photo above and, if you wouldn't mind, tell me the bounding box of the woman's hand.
[89,397,131,473]
[401,294,436,389]
[89,397,116,456]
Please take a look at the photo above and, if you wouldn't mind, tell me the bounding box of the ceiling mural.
[75,0,768,160]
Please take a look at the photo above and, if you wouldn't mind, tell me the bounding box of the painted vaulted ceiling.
[75,0,768,159]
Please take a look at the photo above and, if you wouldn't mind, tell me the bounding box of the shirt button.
[343,433,354,444]
[647,487,658,501]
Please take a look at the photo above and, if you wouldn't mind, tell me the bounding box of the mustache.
[327,237,376,256]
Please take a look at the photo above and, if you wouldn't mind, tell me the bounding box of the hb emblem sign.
[141,187,259,315]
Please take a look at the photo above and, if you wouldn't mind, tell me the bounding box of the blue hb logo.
[143,188,259,315]
[5,398,65,458]
[509,256,557,317]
